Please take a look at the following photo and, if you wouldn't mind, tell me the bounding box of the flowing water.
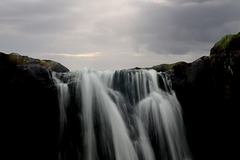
[53,68,191,160]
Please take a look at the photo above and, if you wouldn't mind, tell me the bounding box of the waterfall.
[53,68,191,160]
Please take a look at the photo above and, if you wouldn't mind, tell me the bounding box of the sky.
[0,0,240,71]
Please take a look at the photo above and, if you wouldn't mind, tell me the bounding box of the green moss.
[39,60,50,68]
[8,54,27,65]
[211,32,240,54]
[170,61,188,69]
[170,61,188,74]
[145,61,188,73]
[147,64,172,72]
[214,34,233,51]
[209,55,216,67]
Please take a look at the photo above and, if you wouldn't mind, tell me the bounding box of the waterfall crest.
[53,68,191,160]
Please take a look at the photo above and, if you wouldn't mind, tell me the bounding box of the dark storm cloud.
[0,0,75,34]
[0,0,138,54]
[130,0,240,54]
[0,0,82,54]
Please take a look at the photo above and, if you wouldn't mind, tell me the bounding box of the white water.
[53,74,70,141]
[53,68,191,160]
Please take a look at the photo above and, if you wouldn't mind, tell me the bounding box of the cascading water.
[53,68,192,160]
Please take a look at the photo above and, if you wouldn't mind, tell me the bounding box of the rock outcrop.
[0,52,63,160]
[210,32,240,55]
[2,52,69,72]
[168,33,240,160]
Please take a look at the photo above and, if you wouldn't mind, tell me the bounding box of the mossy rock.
[146,61,188,73]
[1,52,69,72]
[42,60,69,72]
[171,61,188,74]
[210,32,240,55]
[145,63,172,72]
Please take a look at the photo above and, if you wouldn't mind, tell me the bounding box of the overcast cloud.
[0,0,240,70]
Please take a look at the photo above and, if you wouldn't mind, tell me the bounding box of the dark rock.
[146,61,188,72]
[43,59,69,72]
[210,32,240,55]
[6,52,69,72]
[170,33,240,160]
[1,52,60,160]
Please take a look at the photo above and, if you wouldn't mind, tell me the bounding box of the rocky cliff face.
[0,52,66,160]
[1,52,69,72]
[169,33,240,160]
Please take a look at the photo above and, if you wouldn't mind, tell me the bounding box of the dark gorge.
[1,33,239,160]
